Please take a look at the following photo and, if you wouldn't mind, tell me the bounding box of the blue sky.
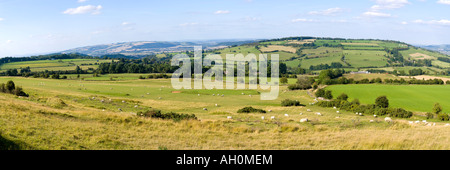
[0,0,449,57]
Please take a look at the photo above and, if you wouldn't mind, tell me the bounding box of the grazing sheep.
[101,100,105,103]
[270,116,275,120]
[300,118,308,123]
[221,94,224,97]
[299,113,303,115]
[335,116,340,119]
[374,115,377,118]
[333,107,337,109]
[198,94,200,96]
[359,113,363,116]
[158,97,162,99]
[268,110,272,112]
[242,93,245,95]
[315,112,322,116]
[307,109,311,112]
[422,120,427,123]
[102,109,105,112]
[203,108,208,111]
[147,93,150,95]
[409,121,413,124]
[284,114,289,117]
[370,120,375,123]
[445,124,450,126]
[249,95,252,97]
[336,111,340,113]
[212,94,215,96]
[122,100,125,103]
[433,123,436,126]
[227,116,232,119]
[118,108,122,112]
[261,116,265,120]
[415,121,420,124]
[385,117,392,122]
[215,104,218,107]
[134,105,138,108]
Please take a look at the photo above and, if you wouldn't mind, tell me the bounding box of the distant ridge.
[61,40,258,57]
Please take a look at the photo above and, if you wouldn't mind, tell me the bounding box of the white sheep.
[134,105,138,108]
[307,109,311,112]
[359,113,363,116]
[203,108,208,111]
[299,113,303,115]
[315,112,322,116]
[300,118,308,123]
[261,116,265,120]
[268,110,272,112]
[385,117,392,122]
[284,114,289,117]
[215,104,218,107]
[227,116,232,119]
[122,100,125,103]
[409,121,413,124]
[336,111,340,113]
[370,120,375,123]
[374,115,377,118]
[333,107,337,109]
[271,116,275,120]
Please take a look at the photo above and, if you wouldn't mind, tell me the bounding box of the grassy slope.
[0,59,113,72]
[1,77,450,149]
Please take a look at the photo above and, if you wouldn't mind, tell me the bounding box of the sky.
[0,0,449,57]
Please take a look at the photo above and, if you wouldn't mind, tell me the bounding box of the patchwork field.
[343,50,389,68]
[0,59,113,73]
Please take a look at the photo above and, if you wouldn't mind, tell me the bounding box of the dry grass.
[260,45,297,53]
[409,53,435,60]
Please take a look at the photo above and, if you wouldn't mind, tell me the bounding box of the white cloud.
[413,19,450,25]
[401,21,408,24]
[370,0,410,10]
[291,18,317,23]
[63,5,102,15]
[437,0,450,4]
[121,22,134,26]
[362,0,409,18]
[363,11,392,17]
[0,18,4,21]
[78,0,88,3]
[214,10,230,14]
[6,40,13,44]
[308,7,345,16]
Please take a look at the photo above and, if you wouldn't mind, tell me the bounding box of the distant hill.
[419,45,450,55]
[61,40,257,57]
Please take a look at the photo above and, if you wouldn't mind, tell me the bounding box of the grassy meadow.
[1,75,450,150]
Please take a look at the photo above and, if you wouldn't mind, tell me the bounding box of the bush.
[433,103,443,114]
[337,93,348,101]
[237,107,266,113]
[375,96,389,108]
[437,113,449,121]
[281,99,301,107]
[426,112,434,119]
[138,109,197,121]
[324,90,333,99]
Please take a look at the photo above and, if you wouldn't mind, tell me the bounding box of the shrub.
[138,109,197,121]
[375,96,389,108]
[437,113,449,121]
[433,103,443,114]
[324,90,333,99]
[315,89,325,97]
[337,93,348,101]
[6,80,15,93]
[387,108,413,118]
[237,107,266,113]
[426,112,434,119]
[280,77,288,84]
[281,99,301,107]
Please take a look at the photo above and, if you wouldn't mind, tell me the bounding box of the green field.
[343,50,389,68]
[0,59,113,73]
[326,84,450,113]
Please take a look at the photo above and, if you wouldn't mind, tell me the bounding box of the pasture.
[1,76,450,150]
[326,84,450,113]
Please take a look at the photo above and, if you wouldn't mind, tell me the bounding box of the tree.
[433,103,443,114]
[280,77,288,84]
[375,96,389,108]
[324,90,333,99]
[6,80,15,93]
[315,89,325,97]
[337,93,348,101]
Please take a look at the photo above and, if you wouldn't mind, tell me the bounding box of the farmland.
[0,59,114,73]
[1,74,450,150]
